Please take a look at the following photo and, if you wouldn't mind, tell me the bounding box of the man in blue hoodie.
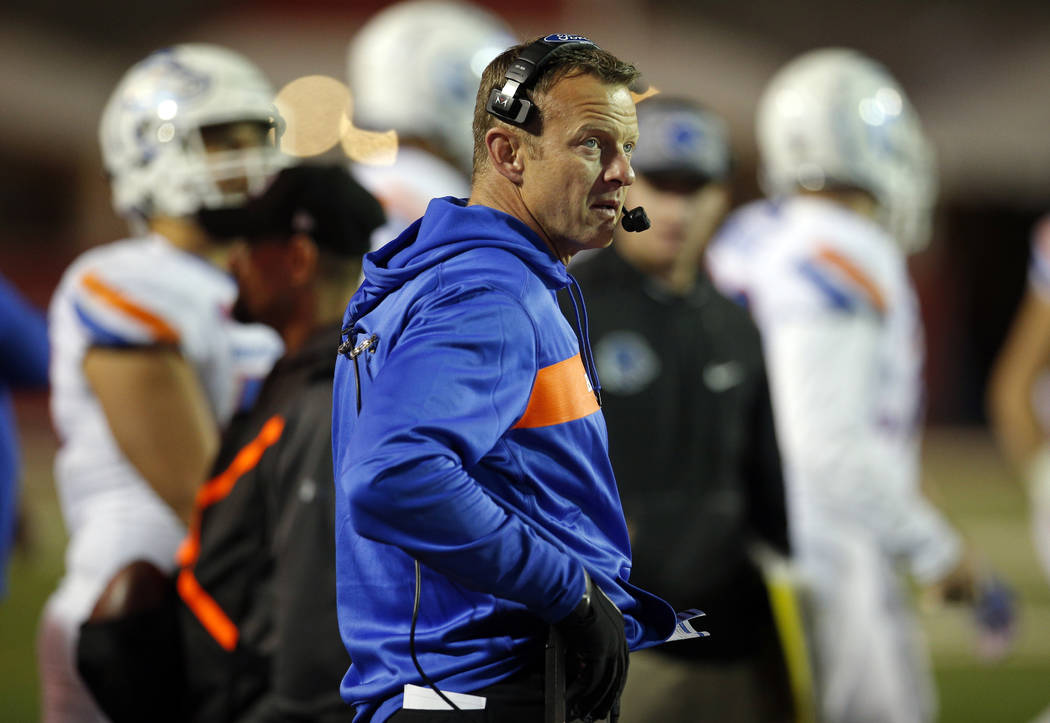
[332,35,680,723]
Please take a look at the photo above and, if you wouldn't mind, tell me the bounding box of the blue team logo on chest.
[594,330,661,395]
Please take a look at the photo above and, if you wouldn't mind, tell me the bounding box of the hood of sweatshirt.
[345,197,569,326]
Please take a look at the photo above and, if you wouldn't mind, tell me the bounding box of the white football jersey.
[48,234,282,539]
[352,146,470,251]
[708,196,960,583]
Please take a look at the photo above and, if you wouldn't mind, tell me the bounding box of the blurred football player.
[73,164,386,723]
[567,96,798,722]
[988,214,1050,587]
[346,0,516,248]
[707,48,976,723]
[37,44,285,722]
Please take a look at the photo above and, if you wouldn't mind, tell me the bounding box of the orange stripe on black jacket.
[176,414,285,651]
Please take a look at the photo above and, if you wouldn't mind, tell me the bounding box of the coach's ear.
[485,126,525,185]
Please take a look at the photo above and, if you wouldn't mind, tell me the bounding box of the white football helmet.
[347,0,516,173]
[756,48,937,252]
[99,43,286,223]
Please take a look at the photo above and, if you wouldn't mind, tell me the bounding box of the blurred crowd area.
[2,0,1048,424]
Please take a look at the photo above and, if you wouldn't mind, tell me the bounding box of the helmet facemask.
[169,120,287,215]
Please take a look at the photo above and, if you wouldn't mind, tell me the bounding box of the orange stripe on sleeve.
[177,568,239,651]
[816,247,887,314]
[80,271,181,344]
[513,354,600,429]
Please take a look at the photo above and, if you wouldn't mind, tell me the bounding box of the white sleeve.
[767,313,961,583]
[224,321,285,417]
[69,263,198,350]
[706,200,778,304]
[67,246,236,365]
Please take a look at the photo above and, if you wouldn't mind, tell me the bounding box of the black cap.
[198,164,385,257]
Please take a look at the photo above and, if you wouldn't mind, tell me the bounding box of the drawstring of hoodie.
[565,273,603,407]
[338,322,379,415]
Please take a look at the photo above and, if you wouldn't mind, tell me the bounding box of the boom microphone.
[621,206,650,232]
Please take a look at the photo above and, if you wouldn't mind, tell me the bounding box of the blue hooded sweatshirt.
[332,198,676,722]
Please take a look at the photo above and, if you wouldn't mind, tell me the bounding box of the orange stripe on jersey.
[513,354,600,429]
[176,415,285,567]
[80,271,180,344]
[177,568,239,651]
[816,247,887,314]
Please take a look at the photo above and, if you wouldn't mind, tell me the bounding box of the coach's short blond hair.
[471,39,639,178]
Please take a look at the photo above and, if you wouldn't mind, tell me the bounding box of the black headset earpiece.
[486,34,596,127]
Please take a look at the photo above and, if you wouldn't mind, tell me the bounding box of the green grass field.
[1,403,1048,721]
[922,428,1050,723]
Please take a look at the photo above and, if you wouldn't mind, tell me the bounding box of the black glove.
[554,570,628,721]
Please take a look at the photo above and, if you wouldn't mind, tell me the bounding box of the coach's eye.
[624,142,635,154]
[582,138,599,150]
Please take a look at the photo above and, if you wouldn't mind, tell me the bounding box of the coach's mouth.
[591,198,621,219]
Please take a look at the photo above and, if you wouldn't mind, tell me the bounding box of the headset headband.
[485,34,596,126]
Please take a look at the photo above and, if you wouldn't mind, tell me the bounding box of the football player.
[346,0,516,249]
[987,216,1050,723]
[988,213,1050,588]
[37,44,285,722]
[707,48,976,723]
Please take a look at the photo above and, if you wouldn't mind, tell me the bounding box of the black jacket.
[177,323,352,722]
[564,249,789,659]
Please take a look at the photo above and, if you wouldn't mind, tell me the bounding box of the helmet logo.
[121,52,211,113]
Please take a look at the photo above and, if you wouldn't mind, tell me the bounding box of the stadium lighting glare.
[274,75,399,164]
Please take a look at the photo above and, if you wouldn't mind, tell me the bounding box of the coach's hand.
[555,570,628,721]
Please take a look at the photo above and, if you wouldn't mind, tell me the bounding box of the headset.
[486,34,650,233]
[485,33,594,126]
